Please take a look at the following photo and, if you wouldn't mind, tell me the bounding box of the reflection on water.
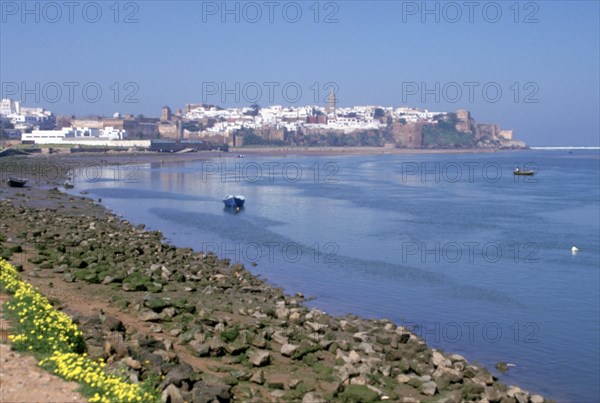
[223,206,245,215]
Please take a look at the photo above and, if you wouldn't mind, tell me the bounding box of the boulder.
[160,363,195,388]
[420,381,437,396]
[250,369,265,385]
[190,382,231,403]
[161,384,184,403]
[188,340,210,357]
[530,395,544,403]
[348,350,361,364]
[432,350,451,367]
[433,366,464,383]
[138,310,161,322]
[302,391,327,403]
[249,350,271,367]
[281,343,299,357]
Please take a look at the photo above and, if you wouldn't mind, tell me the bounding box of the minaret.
[328,89,337,117]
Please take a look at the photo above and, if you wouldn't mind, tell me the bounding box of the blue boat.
[233,195,245,208]
[223,195,236,207]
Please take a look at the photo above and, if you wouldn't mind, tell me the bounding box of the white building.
[0,99,21,115]
[1,99,55,130]
[22,128,77,144]
[23,126,128,144]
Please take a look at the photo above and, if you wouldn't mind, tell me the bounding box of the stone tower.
[455,109,471,133]
[161,106,172,122]
[328,90,337,116]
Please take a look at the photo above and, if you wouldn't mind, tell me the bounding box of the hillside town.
[0,97,526,150]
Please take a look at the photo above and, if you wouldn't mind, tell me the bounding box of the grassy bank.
[0,258,159,402]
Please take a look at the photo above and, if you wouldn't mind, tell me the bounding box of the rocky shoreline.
[0,154,549,403]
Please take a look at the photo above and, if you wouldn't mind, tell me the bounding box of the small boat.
[513,168,535,176]
[7,178,27,188]
[223,195,236,207]
[233,195,245,208]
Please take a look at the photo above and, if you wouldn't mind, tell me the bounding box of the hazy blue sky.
[1,1,598,146]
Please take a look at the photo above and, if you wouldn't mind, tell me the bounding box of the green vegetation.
[220,325,240,343]
[338,384,379,402]
[235,127,391,147]
[0,259,159,402]
[422,113,475,148]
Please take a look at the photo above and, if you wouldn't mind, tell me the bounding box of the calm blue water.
[71,150,600,402]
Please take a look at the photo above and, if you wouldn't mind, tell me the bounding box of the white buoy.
[571,246,579,254]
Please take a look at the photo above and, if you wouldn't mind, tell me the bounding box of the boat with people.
[7,178,27,188]
[513,168,535,176]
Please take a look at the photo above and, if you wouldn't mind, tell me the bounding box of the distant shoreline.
[228,146,520,157]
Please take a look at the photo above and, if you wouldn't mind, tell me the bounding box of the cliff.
[415,111,527,149]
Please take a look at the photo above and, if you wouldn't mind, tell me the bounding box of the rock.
[353,332,369,342]
[161,363,195,388]
[125,357,142,370]
[305,321,327,333]
[432,350,451,367]
[530,395,544,403]
[251,334,267,348]
[461,382,485,401]
[338,363,360,382]
[398,333,410,344]
[138,310,161,322]
[396,374,411,383]
[275,307,289,319]
[190,382,231,403]
[507,387,529,403]
[496,361,510,373]
[102,275,116,284]
[484,387,503,403]
[350,374,368,385]
[272,331,289,345]
[249,350,271,367]
[291,342,321,360]
[289,312,302,323]
[348,350,361,364]
[359,342,375,354]
[302,391,327,403]
[188,340,210,357]
[450,353,466,363]
[281,343,299,357]
[250,369,265,385]
[420,380,437,396]
[433,366,464,383]
[101,316,124,332]
[379,365,391,377]
[161,384,184,403]
[224,342,249,356]
[160,307,176,320]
